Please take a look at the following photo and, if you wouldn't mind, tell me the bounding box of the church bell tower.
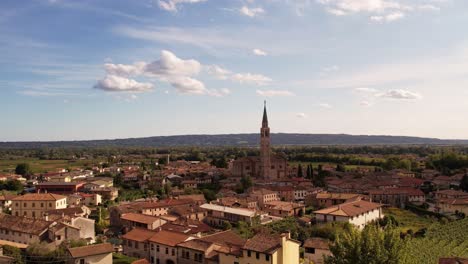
[260,101,271,179]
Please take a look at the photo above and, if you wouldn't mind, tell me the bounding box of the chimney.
[44,213,49,221]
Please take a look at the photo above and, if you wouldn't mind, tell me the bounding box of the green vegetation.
[401,218,468,264]
[113,253,139,264]
[325,224,404,264]
[383,207,437,233]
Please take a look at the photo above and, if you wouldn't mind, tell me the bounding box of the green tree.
[306,164,312,179]
[297,164,303,178]
[2,245,24,264]
[325,225,405,264]
[15,163,32,176]
[222,221,232,230]
[236,221,254,239]
[460,173,468,192]
[240,175,253,191]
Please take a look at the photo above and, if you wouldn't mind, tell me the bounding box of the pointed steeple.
[262,100,268,127]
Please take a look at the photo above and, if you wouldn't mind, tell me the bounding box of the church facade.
[231,102,288,180]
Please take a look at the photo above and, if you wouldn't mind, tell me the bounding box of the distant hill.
[1,133,468,148]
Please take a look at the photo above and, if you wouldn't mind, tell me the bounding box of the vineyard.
[401,218,468,264]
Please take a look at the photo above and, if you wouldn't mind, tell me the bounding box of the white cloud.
[296,112,307,118]
[96,50,234,97]
[94,75,154,92]
[207,88,231,97]
[206,65,273,86]
[317,0,444,21]
[104,62,146,76]
[145,50,201,78]
[232,73,272,85]
[256,90,294,97]
[360,100,372,107]
[384,11,405,21]
[377,89,422,100]
[319,103,332,108]
[206,65,231,80]
[157,0,207,12]
[355,87,377,93]
[253,48,268,56]
[239,6,265,17]
[169,76,206,94]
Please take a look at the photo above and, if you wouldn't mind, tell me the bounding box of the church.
[231,102,289,180]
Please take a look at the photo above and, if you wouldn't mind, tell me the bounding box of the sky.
[1,0,468,141]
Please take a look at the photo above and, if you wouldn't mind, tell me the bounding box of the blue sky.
[1,0,468,141]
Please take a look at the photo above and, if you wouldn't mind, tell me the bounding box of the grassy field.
[383,207,437,233]
[0,158,104,173]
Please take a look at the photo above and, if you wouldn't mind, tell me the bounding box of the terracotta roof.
[243,233,282,254]
[177,239,213,252]
[303,238,330,250]
[12,193,67,201]
[264,201,304,211]
[314,200,382,217]
[132,259,150,264]
[68,243,113,258]
[368,187,424,196]
[0,214,52,235]
[121,213,162,225]
[315,193,360,200]
[122,228,157,242]
[200,230,246,247]
[148,230,191,246]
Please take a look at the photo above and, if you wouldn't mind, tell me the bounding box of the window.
[165,247,168,254]
[150,257,154,264]
[156,245,159,252]
[305,247,316,254]
[151,244,154,251]
[32,212,35,218]
[32,203,35,207]
[23,203,27,207]
[79,259,85,264]
[41,203,44,207]
[49,203,52,207]
[172,248,175,256]
[247,250,251,257]
[156,259,160,264]
[265,254,270,261]
[256,252,260,259]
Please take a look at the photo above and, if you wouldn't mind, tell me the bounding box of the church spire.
[262,100,268,127]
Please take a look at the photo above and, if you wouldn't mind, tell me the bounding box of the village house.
[303,238,331,264]
[0,213,53,246]
[67,243,114,264]
[435,189,468,200]
[69,193,102,207]
[249,188,280,208]
[11,193,67,218]
[35,182,85,195]
[219,232,300,264]
[200,203,258,227]
[182,180,197,190]
[90,187,119,201]
[263,201,305,217]
[177,230,246,264]
[307,192,362,208]
[110,199,197,229]
[122,228,157,259]
[314,199,383,229]
[436,198,468,215]
[368,187,425,208]
[121,213,167,231]
[149,230,192,264]
[0,193,17,210]
[294,186,310,202]
[270,186,295,201]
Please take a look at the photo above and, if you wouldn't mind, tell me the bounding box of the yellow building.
[219,232,300,264]
[11,193,67,218]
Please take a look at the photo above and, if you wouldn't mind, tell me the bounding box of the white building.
[314,199,383,229]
